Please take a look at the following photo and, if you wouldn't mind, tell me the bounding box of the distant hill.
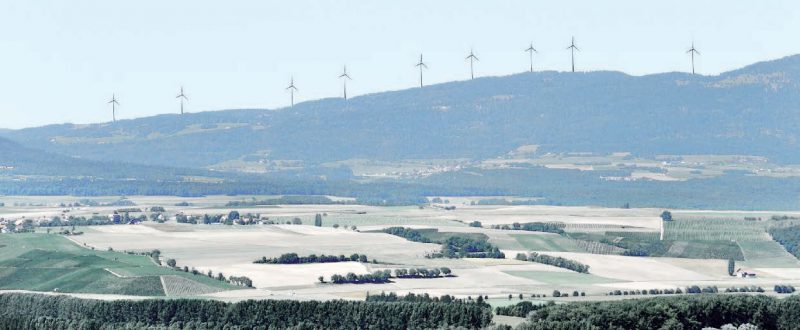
[4,55,800,170]
[0,136,213,180]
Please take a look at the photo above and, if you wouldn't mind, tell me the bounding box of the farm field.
[0,233,237,297]
[2,196,800,303]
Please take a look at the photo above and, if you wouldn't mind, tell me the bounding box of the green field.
[664,219,769,241]
[738,241,800,268]
[0,234,235,296]
[504,271,621,285]
[511,234,584,252]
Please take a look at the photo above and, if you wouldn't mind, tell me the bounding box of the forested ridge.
[0,293,492,329]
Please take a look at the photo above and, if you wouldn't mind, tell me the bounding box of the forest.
[516,294,800,330]
[0,293,492,329]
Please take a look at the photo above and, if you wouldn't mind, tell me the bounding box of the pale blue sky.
[1,1,798,128]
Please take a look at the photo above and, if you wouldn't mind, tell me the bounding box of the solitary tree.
[660,210,673,221]
[728,258,736,276]
[314,214,322,227]
[166,259,177,268]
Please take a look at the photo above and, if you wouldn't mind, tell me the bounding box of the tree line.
[325,267,454,284]
[0,293,492,329]
[490,222,566,234]
[366,292,477,305]
[516,252,590,273]
[254,253,371,264]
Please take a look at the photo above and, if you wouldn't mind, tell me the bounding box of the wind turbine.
[415,54,428,88]
[465,49,479,79]
[687,42,700,75]
[525,42,538,72]
[338,66,352,100]
[108,94,119,122]
[286,77,298,107]
[175,86,188,114]
[566,37,579,72]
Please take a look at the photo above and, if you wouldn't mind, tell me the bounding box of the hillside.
[4,55,800,170]
[0,136,228,180]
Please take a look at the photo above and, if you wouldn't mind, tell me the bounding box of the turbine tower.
[566,37,579,72]
[415,54,428,88]
[286,77,298,107]
[338,66,352,100]
[175,86,188,114]
[108,94,119,122]
[687,42,700,75]
[465,49,479,79]
[525,42,538,72]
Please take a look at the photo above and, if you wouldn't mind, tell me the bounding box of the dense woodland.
[516,294,800,330]
[0,293,492,329]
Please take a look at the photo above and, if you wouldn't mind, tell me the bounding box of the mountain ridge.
[4,54,800,169]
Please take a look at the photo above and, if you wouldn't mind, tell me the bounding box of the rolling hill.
[3,55,800,171]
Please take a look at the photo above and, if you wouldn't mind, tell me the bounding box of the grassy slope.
[0,233,235,295]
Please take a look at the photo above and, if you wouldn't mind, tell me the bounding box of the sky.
[0,1,798,129]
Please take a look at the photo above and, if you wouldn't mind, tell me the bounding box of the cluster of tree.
[228,276,253,288]
[382,227,432,243]
[149,249,161,265]
[769,225,800,259]
[0,293,492,329]
[489,222,565,234]
[775,285,796,294]
[724,286,765,293]
[515,294,800,330]
[771,215,800,221]
[393,267,452,278]
[254,253,369,264]
[552,290,586,297]
[314,213,323,226]
[704,324,759,330]
[328,271,392,284]
[516,252,589,273]
[495,301,552,317]
[468,221,482,227]
[38,215,116,227]
[436,236,505,259]
[225,195,346,207]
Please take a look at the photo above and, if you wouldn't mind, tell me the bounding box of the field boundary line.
[104,268,130,278]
